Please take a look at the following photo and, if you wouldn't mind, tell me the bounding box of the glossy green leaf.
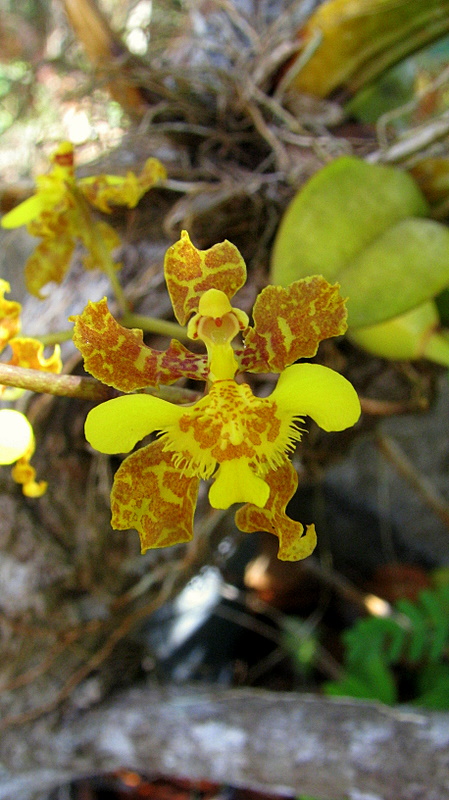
[271,156,449,328]
[338,218,449,327]
[271,156,428,285]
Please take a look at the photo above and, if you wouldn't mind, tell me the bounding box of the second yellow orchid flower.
[1,142,166,299]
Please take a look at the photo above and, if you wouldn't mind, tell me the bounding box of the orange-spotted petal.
[111,439,199,551]
[237,276,347,373]
[80,220,122,271]
[79,157,166,213]
[71,298,208,391]
[85,393,184,454]
[271,362,361,432]
[164,230,247,325]
[24,234,75,298]
[8,338,62,373]
[235,460,317,561]
[0,280,21,349]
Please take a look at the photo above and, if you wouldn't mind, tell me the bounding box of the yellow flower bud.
[0,409,34,465]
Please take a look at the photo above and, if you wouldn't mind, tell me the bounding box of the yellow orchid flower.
[0,280,61,495]
[1,142,166,298]
[72,231,361,561]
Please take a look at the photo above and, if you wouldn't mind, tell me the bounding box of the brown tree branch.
[0,363,111,401]
[1,685,448,800]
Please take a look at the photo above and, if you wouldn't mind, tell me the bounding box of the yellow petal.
[208,460,270,509]
[85,394,184,454]
[235,460,317,562]
[71,298,208,391]
[0,279,22,348]
[80,220,121,270]
[271,362,361,432]
[24,235,75,298]
[78,157,166,213]
[1,193,46,228]
[111,440,198,551]
[0,409,34,465]
[8,338,62,373]
[12,459,47,497]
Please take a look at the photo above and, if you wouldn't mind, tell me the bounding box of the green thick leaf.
[338,218,449,327]
[271,157,428,284]
[271,156,449,328]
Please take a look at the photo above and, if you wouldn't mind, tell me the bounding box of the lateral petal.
[271,362,361,432]
[85,394,184,454]
[1,193,46,228]
[24,235,75,298]
[111,440,199,551]
[238,276,347,373]
[71,298,208,391]
[235,460,317,561]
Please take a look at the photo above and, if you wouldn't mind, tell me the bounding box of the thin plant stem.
[34,329,75,346]
[33,315,188,346]
[121,312,188,340]
[70,185,130,315]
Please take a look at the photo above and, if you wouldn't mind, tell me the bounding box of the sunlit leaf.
[287,0,449,97]
[271,156,449,328]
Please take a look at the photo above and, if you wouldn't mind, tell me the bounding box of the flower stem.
[121,312,188,340]
[0,363,111,401]
[34,329,75,346]
[70,185,130,315]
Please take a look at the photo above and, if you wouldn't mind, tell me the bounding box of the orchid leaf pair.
[1,142,166,299]
[73,231,361,561]
[0,280,62,496]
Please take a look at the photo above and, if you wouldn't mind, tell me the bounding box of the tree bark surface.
[1,685,448,800]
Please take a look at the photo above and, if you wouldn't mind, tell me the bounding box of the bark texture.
[1,685,448,800]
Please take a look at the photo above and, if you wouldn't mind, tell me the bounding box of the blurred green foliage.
[324,581,449,709]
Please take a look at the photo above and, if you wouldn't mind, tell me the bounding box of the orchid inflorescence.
[72,231,361,561]
[1,141,166,301]
[0,142,360,559]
